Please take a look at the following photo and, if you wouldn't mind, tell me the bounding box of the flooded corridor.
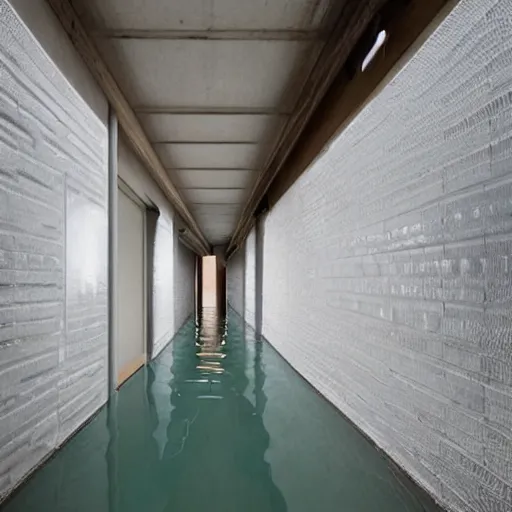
[2,311,441,512]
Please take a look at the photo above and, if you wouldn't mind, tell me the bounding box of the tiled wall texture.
[173,231,195,335]
[244,230,256,329]
[0,0,108,496]
[151,216,194,358]
[261,1,512,511]
[227,229,257,329]
[151,217,176,357]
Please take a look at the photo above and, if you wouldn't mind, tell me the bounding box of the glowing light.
[362,30,387,72]
[196,352,226,358]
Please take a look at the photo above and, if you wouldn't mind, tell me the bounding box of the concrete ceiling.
[71,0,336,245]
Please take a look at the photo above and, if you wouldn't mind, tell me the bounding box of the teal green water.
[2,310,440,512]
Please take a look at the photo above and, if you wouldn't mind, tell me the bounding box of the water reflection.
[195,307,227,375]
[2,310,441,512]
[152,307,287,511]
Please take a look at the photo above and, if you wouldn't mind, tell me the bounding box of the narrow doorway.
[116,184,146,387]
[202,256,217,308]
[200,255,226,311]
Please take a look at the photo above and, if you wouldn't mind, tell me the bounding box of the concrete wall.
[151,216,175,357]
[227,230,258,328]
[227,245,245,315]
[262,1,512,511]
[118,137,194,358]
[0,0,108,497]
[173,233,195,332]
[244,230,257,328]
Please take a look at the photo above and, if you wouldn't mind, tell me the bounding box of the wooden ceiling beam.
[46,0,211,256]
[226,0,457,258]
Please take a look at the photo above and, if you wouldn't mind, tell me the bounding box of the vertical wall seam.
[108,107,118,395]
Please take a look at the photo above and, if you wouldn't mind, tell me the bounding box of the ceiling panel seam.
[133,107,292,115]
[92,29,326,41]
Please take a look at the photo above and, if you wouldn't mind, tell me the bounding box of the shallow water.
[2,309,441,511]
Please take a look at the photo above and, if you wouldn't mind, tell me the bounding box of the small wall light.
[361,30,388,72]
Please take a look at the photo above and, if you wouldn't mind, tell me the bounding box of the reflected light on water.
[2,311,442,512]
[195,308,227,375]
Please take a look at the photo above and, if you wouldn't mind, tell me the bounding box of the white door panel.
[117,187,145,386]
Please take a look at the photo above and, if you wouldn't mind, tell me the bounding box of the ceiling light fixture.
[362,30,388,72]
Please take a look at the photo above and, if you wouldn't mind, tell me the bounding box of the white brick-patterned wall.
[245,230,256,328]
[0,0,108,496]
[152,217,175,357]
[227,230,257,327]
[262,1,512,511]
[174,236,195,333]
[150,218,195,358]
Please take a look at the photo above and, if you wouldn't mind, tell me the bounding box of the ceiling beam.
[93,29,323,41]
[46,0,211,256]
[226,0,449,258]
[168,168,257,172]
[178,229,209,256]
[152,141,260,146]
[180,187,246,190]
[133,106,291,116]
[191,203,244,206]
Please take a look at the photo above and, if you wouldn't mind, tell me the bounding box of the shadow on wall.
[145,208,159,360]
